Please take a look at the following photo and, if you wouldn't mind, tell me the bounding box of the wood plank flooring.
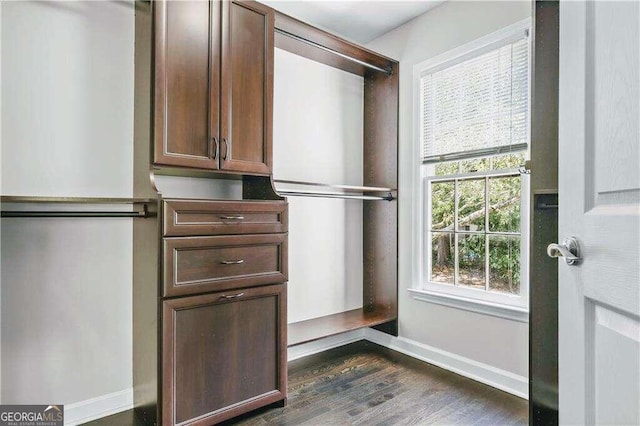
[85,340,527,425]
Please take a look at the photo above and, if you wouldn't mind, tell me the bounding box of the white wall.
[0,0,135,414]
[367,1,531,378]
[1,210,133,405]
[1,1,134,198]
[273,49,364,323]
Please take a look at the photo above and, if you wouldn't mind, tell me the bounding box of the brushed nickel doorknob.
[547,236,581,265]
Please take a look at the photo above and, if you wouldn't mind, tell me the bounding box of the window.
[412,21,531,318]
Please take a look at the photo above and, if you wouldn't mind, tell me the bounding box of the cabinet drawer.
[162,284,287,425]
[163,199,287,237]
[163,234,287,297]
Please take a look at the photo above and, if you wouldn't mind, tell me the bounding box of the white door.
[558,1,640,425]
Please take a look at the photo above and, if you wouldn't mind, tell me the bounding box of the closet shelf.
[288,307,396,346]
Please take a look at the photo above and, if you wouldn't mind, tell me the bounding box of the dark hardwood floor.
[85,341,527,425]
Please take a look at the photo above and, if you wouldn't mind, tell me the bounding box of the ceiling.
[261,1,445,44]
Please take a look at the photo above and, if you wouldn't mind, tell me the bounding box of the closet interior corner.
[270,11,399,346]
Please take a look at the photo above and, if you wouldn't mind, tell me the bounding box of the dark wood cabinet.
[133,199,287,425]
[163,284,287,425]
[132,0,399,422]
[153,0,273,175]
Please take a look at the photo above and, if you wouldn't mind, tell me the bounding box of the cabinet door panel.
[154,0,219,169]
[163,284,287,425]
[221,1,273,174]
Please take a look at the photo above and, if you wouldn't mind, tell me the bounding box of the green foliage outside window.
[429,153,523,294]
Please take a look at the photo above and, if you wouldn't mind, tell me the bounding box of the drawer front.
[163,199,287,236]
[162,284,287,425]
[163,234,287,297]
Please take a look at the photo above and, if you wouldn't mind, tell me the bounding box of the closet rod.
[1,210,150,218]
[274,179,395,193]
[275,28,392,75]
[278,190,394,201]
[0,195,154,204]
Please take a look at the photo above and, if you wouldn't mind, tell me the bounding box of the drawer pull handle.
[222,138,229,161]
[220,259,244,265]
[211,136,218,160]
[221,292,244,300]
[220,215,244,220]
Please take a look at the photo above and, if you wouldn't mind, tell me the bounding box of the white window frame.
[410,19,532,322]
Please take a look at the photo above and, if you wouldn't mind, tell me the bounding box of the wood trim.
[132,198,162,426]
[529,1,559,423]
[153,0,165,168]
[133,0,158,200]
[363,63,399,323]
[264,1,274,174]
[274,12,397,77]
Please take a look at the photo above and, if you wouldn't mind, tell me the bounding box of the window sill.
[408,288,529,323]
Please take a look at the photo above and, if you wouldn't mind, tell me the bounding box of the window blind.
[421,36,529,163]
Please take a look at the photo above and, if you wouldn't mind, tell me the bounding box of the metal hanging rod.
[275,28,393,75]
[273,179,395,194]
[0,195,154,204]
[277,190,394,201]
[0,195,154,218]
[1,209,151,218]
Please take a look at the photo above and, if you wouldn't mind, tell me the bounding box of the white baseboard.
[288,329,365,361]
[65,388,133,425]
[286,328,528,399]
[363,328,529,399]
[74,328,528,424]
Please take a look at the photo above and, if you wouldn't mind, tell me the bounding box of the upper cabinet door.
[220,1,274,175]
[154,0,220,169]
